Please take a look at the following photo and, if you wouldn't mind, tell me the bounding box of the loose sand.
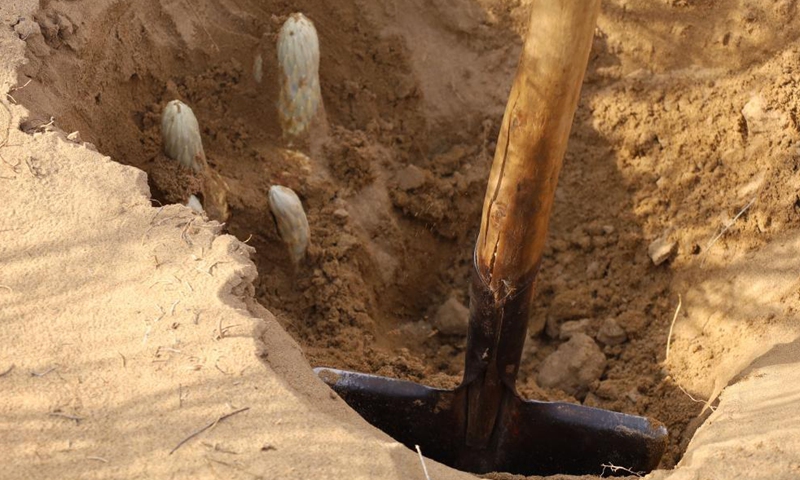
[2,0,800,479]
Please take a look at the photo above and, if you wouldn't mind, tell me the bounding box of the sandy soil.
[3,0,800,479]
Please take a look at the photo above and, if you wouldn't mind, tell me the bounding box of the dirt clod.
[597,318,628,346]
[558,318,592,340]
[433,296,470,336]
[394,164,428,191]
[537,333,607,399]
[741,94,787,134]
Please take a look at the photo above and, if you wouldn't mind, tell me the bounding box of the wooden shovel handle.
[476,0,601,295]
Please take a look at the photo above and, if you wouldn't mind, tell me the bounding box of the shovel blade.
[490,395,667,476]
[315,368,464,464]
[315,368,667,476]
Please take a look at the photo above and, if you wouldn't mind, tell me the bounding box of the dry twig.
[140,207,168,245]
[600,463,643,477]
[183,0,220,52]
[29,117,55,134]
[6,79,32,104]
[180,219,196,245]
[665,294,682,362]
[201,441,239,454]
[415,445,432,480]
[677,383,717,412]
[31,367,56,377]
[701,197,756,265]
[49,411,83,423]
[170,407,250,455]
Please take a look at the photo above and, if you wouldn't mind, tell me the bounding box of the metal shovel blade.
[316,368,667,476]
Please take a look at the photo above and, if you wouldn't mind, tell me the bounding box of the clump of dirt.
[18,0,800,473]
[323,126,378,193]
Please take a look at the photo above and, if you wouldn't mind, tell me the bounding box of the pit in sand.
[20,0,795,473]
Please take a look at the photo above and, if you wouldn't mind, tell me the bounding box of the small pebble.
[394,165,427,191]
[13,17,40,40]
[559,318,592,340]
[432,297,469,336]
[537,333,607,398]
[597,318,627,345]
[742,94,785,134]
[392,321,434,345]
[545,316,560,339]
[648,236,677,265]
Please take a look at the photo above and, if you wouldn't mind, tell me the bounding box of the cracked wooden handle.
[476,0,601,295]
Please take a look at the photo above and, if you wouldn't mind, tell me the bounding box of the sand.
[3,0,800,479]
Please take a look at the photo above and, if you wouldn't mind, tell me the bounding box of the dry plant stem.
[476,0,601,294]
[6,79,32,104]
[701,196,756,266]
[601,463,643,477]
[415,445,432,480]
[170,407,250,455]
[676,383,717,412]
[49,412,83,423]
[665,294,682,362]
[182,0,219,52]
[32,367,56,377]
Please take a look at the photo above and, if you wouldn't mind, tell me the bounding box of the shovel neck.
[463,258,539,390]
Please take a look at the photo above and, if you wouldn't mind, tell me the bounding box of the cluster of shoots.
[270,14,316,261]
[268,185,310,265]
[160,15,319,258]
[160,99,309,260]
[277,13,321,138]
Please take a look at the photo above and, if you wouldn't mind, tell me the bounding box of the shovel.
[315,0,667,475]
